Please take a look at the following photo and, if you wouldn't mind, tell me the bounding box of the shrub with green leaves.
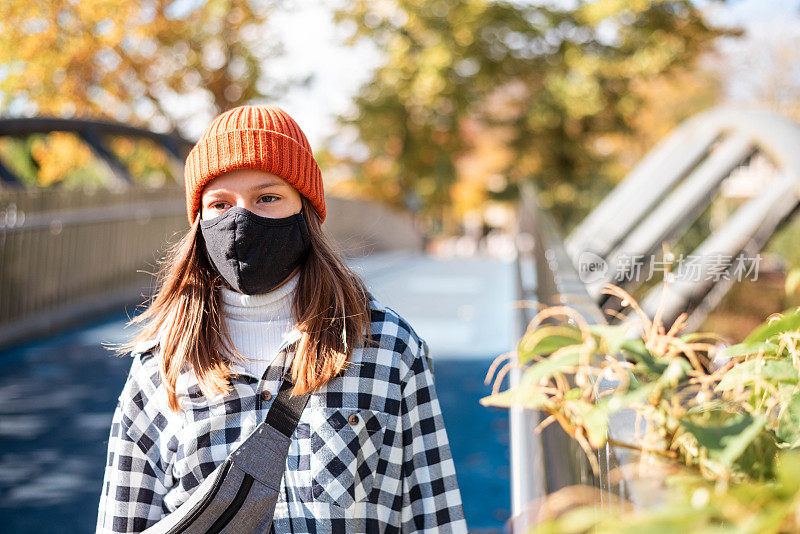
[482,284,800,532]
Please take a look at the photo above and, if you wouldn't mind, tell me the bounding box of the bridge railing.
[509,182,629,530]
[0,185,188,350]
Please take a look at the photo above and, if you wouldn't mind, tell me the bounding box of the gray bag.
[141,377,309,534]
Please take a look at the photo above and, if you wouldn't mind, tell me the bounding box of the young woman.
[95,104,467,533]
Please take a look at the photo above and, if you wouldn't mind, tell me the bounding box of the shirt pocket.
[295,407,389,510]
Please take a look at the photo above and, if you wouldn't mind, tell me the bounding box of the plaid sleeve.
[96,358,171,533]
[400,338,468,533]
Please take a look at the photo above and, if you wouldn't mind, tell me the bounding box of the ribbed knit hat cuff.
[185,129,326,225]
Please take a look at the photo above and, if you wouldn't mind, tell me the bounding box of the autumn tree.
[0,0,308,188]
[334,0,740,231]
[0,0,301,137]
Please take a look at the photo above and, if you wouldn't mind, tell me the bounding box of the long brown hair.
[111,196,373,412]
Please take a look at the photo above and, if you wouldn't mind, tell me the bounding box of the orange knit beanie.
[184,104,325,225]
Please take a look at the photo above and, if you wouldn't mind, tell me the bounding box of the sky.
[704,0,800,104]
[228,0,382,151]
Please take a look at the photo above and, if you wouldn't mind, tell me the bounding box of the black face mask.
[199,206,311,295]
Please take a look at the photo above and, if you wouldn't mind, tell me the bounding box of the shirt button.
[348,414,359,426]
[261,390,273,402]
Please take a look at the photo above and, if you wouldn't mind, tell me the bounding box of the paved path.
[351,253,516,531]
[0,252,515,533]
[350,252,515,359]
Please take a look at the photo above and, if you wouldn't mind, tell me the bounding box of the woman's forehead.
[202,169,289,194]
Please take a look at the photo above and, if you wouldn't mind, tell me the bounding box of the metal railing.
[565,107,800,330]
[0,185,188,350]
[0,117,192,186]
[508,182,627,531]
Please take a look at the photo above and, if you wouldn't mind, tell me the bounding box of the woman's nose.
[236,198,256,212]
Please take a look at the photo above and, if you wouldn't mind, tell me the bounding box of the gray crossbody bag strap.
[142,377,310,534]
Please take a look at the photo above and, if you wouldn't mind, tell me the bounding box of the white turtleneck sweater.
[218,271,299,380]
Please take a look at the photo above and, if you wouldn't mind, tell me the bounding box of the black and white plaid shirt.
[95,295,468,533]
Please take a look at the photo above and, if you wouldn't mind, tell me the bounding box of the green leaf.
[744,307,800,344]
[718,341,780,360]
[717,359,799,391]
[619,338,671,375]
[785,268,800,296]
[776,450,800,493]
[519,349,582,388]
[619,337,650,359]
[587,324,630,356]
[518,325,583,363]
[777,393,800,447]
[479,386,549,410]
[679,413,767,468]
[568,399,609,448]
[599,381,658,413]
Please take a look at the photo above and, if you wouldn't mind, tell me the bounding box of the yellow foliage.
[577,0,662,25]
[450,120,515,218]
[0,0,274,129]
[31,132,93,186]
[450,180,486,216]
[107,135,172,186]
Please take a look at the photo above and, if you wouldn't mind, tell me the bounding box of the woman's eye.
[259,195,279,203]
[210,202,227,210]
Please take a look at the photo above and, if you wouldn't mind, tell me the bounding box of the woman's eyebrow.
[204,180,284,198]
[250,180,284,191]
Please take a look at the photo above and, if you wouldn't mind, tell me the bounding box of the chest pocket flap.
[297,407,389,509]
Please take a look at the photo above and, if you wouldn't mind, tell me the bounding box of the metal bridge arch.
[565,105,800,330]
[0,117,192,186]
